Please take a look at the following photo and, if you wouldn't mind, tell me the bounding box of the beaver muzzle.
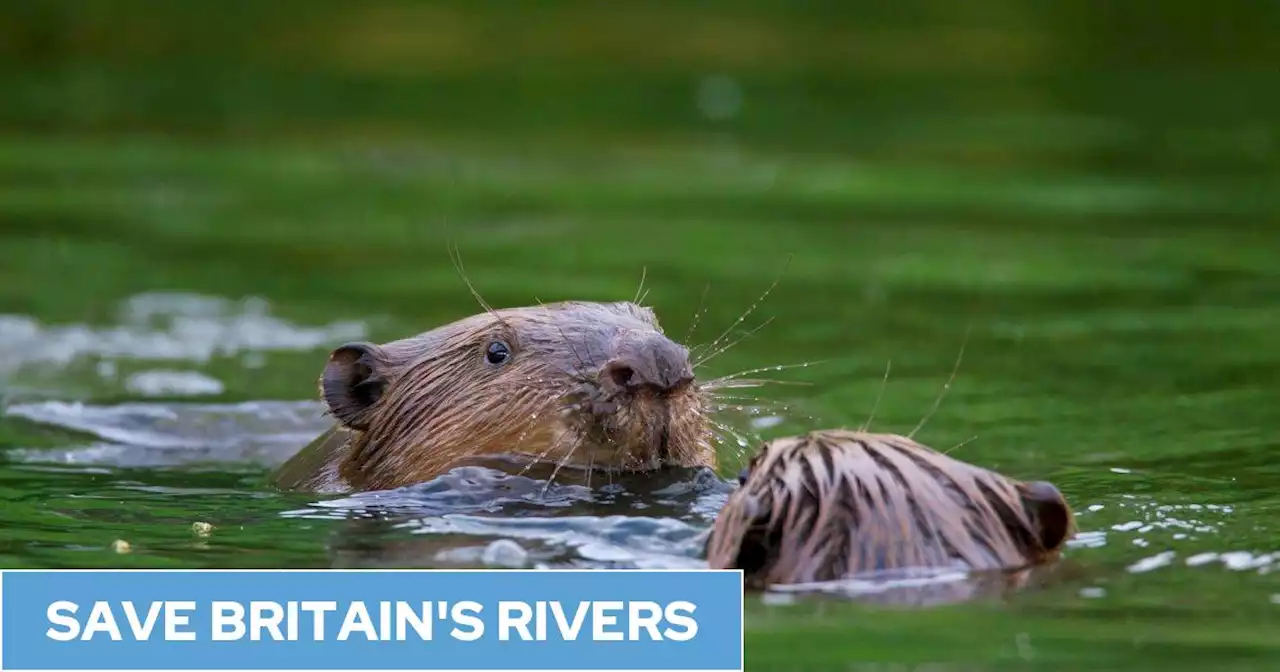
[587,330,697,467]
[603,337,694,393]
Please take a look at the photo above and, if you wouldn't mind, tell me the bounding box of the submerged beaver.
[274,301,717,493]
[705,430,1074,588]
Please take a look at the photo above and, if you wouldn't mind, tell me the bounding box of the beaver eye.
[485,341,511,366]
[737,466,751,485]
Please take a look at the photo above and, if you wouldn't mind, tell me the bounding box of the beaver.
[273,301,716,493]
[704,429,1074,588]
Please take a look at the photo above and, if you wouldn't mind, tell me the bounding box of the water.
[2,1,1280,667]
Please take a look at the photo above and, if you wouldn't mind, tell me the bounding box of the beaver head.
[310,301,714,491]
[704,430,1074,588]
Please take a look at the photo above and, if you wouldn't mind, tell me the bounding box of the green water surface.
[1,2,1279,668]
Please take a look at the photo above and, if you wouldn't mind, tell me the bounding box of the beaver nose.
[603,333,695,394]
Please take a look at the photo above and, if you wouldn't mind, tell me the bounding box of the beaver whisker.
[632,266,648,305]
[447,243,511,331]
[540,431,590,498]
[701,376,812,392]
[693,315,776,369]
[707,400,790,421]
[703,388,815,421]
[707,418,756,461]
[706,388,799,408]
[907,323,971,440]
[706,392,788,405]
[584,445,598,489]
[683,282,712,345]
[514,408,581,481]
[943,435,979,456]
[699,359,826,386]
[708,406,788,429]
[860,360,893,432]
[693,255,791,364]
[706,397,794,418]
[501,394,576,459]
[710,435,745,469]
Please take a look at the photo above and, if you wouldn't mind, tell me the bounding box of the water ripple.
[1070,495,1275,576]
[11,389,1272,584]
[0,292,366,376]
[4,400,331,466]
[280,462,732,570]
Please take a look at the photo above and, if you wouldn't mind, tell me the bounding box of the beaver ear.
[320,342,389,431]
[1021,481,1074,552]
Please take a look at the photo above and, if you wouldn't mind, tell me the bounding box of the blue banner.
[0,569,744,671]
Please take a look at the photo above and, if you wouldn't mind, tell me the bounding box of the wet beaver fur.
[705,429,1074,588]
[274,301,717,493]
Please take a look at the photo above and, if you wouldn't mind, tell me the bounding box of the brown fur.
[274,301,716,492]
[705,430,1074,588]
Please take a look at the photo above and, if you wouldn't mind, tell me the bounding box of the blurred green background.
[2,1,1279,668]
